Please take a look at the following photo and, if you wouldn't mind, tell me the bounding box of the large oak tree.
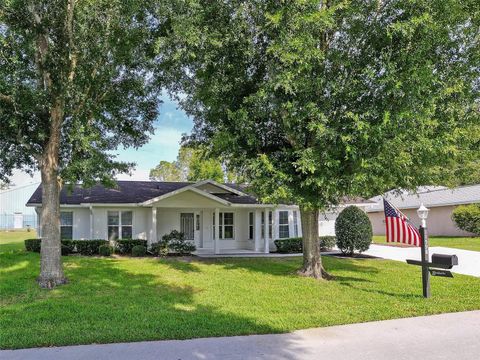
[0,0,166,287]
[158,0,480,278]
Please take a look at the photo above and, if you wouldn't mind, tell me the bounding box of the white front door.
[13,213,23,229]
[180,213,195,241]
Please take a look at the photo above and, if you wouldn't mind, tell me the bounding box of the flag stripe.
[383,198,421,247]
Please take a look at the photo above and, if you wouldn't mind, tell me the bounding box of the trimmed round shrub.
[452,204,480,235]
[99,245,113,257]
[335,206,372,255]
[131,245,147,257]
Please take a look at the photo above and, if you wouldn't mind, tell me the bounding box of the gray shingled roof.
[27,181,260,205]
[366,184,480,212]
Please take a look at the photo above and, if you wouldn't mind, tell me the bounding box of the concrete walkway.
[2,311,480,360]
[364,244,480,277]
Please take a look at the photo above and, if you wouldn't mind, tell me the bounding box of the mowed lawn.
[1,232,480,350]
[373,235,480,252]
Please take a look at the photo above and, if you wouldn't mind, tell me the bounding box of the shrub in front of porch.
[114,239,148,255]
[150,230,196,256]
[274,236,336,253]
[131,245,147,257]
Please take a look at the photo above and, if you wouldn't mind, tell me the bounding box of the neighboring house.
[26,180,302,254]
[0,183,40,230]
[366,184,480,237]
[318,197,376,236]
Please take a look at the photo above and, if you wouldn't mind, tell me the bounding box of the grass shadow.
[0,252,282,350]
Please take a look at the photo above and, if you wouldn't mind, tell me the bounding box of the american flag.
[384,198,421,247]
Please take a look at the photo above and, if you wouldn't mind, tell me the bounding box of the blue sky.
[11,96,193,186]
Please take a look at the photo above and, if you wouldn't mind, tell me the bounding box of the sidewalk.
[2,311,480,360]
[364,244,480,277]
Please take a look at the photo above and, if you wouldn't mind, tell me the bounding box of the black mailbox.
[431,254,458,269]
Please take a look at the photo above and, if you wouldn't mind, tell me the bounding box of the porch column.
[214,208,220,254]
[89,206,94,240]
[264,208,270,253]
[254,209,261,252]
[150,207,157,244]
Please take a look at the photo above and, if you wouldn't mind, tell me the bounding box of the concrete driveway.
[2,311,480,360]
[364,244,480,277]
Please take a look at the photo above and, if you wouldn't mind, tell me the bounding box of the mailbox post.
[417,204,430,298]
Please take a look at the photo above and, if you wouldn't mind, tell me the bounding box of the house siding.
[368,205,475,237]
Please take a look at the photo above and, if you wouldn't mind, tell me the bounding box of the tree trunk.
[38,100,67,289]
[298,207,332,280]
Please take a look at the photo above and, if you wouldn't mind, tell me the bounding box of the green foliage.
[150,145,236,183]
[99,245,113,257]
[0,0,164,185]
[274,238,303,253]
[452,205,480,235]
[319,236,336,251]
[335,206,372,255]
[159,0,480,210]
[24,239,108,255]
[61,244,73,256]
[24,239,41,253]
[149,161,183,182]
[274,236,336,253]
[131,245,147,257]
[149,241,168,257]
[115,240,148,255]
[74,240,109,256]
[159,230,196,255]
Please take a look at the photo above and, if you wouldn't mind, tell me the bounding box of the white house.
[26,180,302,254]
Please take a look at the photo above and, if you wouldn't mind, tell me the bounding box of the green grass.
[1,231,480,350]
[373,235,480,252]
[0,230,37,252]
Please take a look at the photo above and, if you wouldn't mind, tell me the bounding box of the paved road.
[364,244,480,277]
[2,311,480,360]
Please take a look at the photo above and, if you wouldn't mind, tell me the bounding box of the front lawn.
[1,231,480,350]
[373,235,480,252]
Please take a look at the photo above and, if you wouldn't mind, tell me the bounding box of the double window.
[212,212,234,239]
[279,211,290,238]
[108,211,133,240]
[60,212,73,240]
[261,211,273,239]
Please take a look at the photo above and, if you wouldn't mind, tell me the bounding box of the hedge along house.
[26,180,302,254]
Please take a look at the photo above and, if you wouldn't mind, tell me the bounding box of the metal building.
[0,183,40,230]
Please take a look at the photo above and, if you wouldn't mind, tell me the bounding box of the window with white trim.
[212,212,235,240]
[108,211,133,240]
[293,210,299,237]
[248,212,254,240]
[60,211,73,239]
[279,211,290,238]
[261,211,273,239]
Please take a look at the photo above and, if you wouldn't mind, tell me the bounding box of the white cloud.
[7,169,41,187]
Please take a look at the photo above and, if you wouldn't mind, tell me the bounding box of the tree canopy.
[158,0,480,278]
[150,145,238,182]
